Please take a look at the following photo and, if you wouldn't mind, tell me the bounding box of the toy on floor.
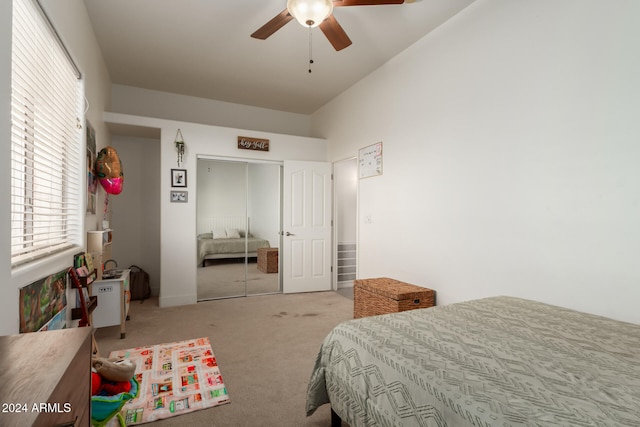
[90,356,139,426]
[92,357,136,382]
[100,379,132,396]
[91,372,102,395]
[92,357,136,397]
[91,377,139,427]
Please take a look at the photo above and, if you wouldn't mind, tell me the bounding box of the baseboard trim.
[337,281,354,289]
[159,294,197,307]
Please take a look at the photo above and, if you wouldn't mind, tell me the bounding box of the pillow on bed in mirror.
[212,229,227,239]
[226,228,241,239]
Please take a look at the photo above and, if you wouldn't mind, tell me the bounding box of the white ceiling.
[83,0,474,115]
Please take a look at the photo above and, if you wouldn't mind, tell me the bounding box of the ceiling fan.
[251,0,407,51]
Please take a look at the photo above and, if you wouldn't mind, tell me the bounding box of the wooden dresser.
[0,327,92,427]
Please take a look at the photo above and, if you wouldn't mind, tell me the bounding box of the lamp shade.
[287,0,334,28]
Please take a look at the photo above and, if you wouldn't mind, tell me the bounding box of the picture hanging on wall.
[171,169,187,187]
[359,142,383,179]
[170,190,188,203]
[19,269,68,332]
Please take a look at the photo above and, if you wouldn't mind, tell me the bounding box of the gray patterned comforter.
[306,296,640,426]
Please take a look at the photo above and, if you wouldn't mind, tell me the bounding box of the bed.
[306,296,640,426]
[197,216,271,267]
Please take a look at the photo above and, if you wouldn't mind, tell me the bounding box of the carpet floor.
[95,290,354,426]
[197,260,279,300]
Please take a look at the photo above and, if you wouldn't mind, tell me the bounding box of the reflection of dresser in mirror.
[87,229,113,280]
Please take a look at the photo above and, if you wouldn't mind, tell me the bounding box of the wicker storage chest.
[354,277,435,318]
[257,247,278,273]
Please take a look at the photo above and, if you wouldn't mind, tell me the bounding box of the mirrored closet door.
[196,158,281,301]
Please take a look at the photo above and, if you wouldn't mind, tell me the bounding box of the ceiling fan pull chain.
[308,26,314,73]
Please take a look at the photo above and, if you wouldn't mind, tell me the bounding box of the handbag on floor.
[129,265,151,301]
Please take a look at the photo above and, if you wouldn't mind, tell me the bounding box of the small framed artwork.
[171,169,187,187]
[358,142,383,179]
[170,190,188,203]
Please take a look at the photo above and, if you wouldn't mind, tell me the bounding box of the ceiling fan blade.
[319,14,352,51]
[251,9,294,40]
[333,0,404,6]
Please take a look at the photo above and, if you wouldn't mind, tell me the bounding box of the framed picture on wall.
[171,169,187,187]
[170,190,188,203]
[358,142,383,179]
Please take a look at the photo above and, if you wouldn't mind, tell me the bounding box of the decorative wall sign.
[170,190,188,203]
[171,169,187,187]
[238,136,270,152]
[359,142,383,179]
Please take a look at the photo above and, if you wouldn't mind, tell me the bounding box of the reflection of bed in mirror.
[197,216,270,267]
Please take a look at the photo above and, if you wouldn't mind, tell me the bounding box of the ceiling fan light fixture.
[287,0,334,28]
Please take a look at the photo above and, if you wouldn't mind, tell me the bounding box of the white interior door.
[282,160,332,293]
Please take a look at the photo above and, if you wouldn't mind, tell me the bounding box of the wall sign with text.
[359,142,383,179]
[238,136,270,152]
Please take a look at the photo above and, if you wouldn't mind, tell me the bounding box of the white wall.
[312,0,640,324]
[110,135,161,296]
[111,85,313,137]
[104,112,327,308]
[1,0,112,335]
[334,159,358,244]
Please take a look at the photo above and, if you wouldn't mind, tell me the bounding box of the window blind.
[11,0,83,267]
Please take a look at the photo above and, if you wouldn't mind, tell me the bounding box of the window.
[11,0,83,268]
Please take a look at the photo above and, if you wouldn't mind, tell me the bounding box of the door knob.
[285,232,295,236]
